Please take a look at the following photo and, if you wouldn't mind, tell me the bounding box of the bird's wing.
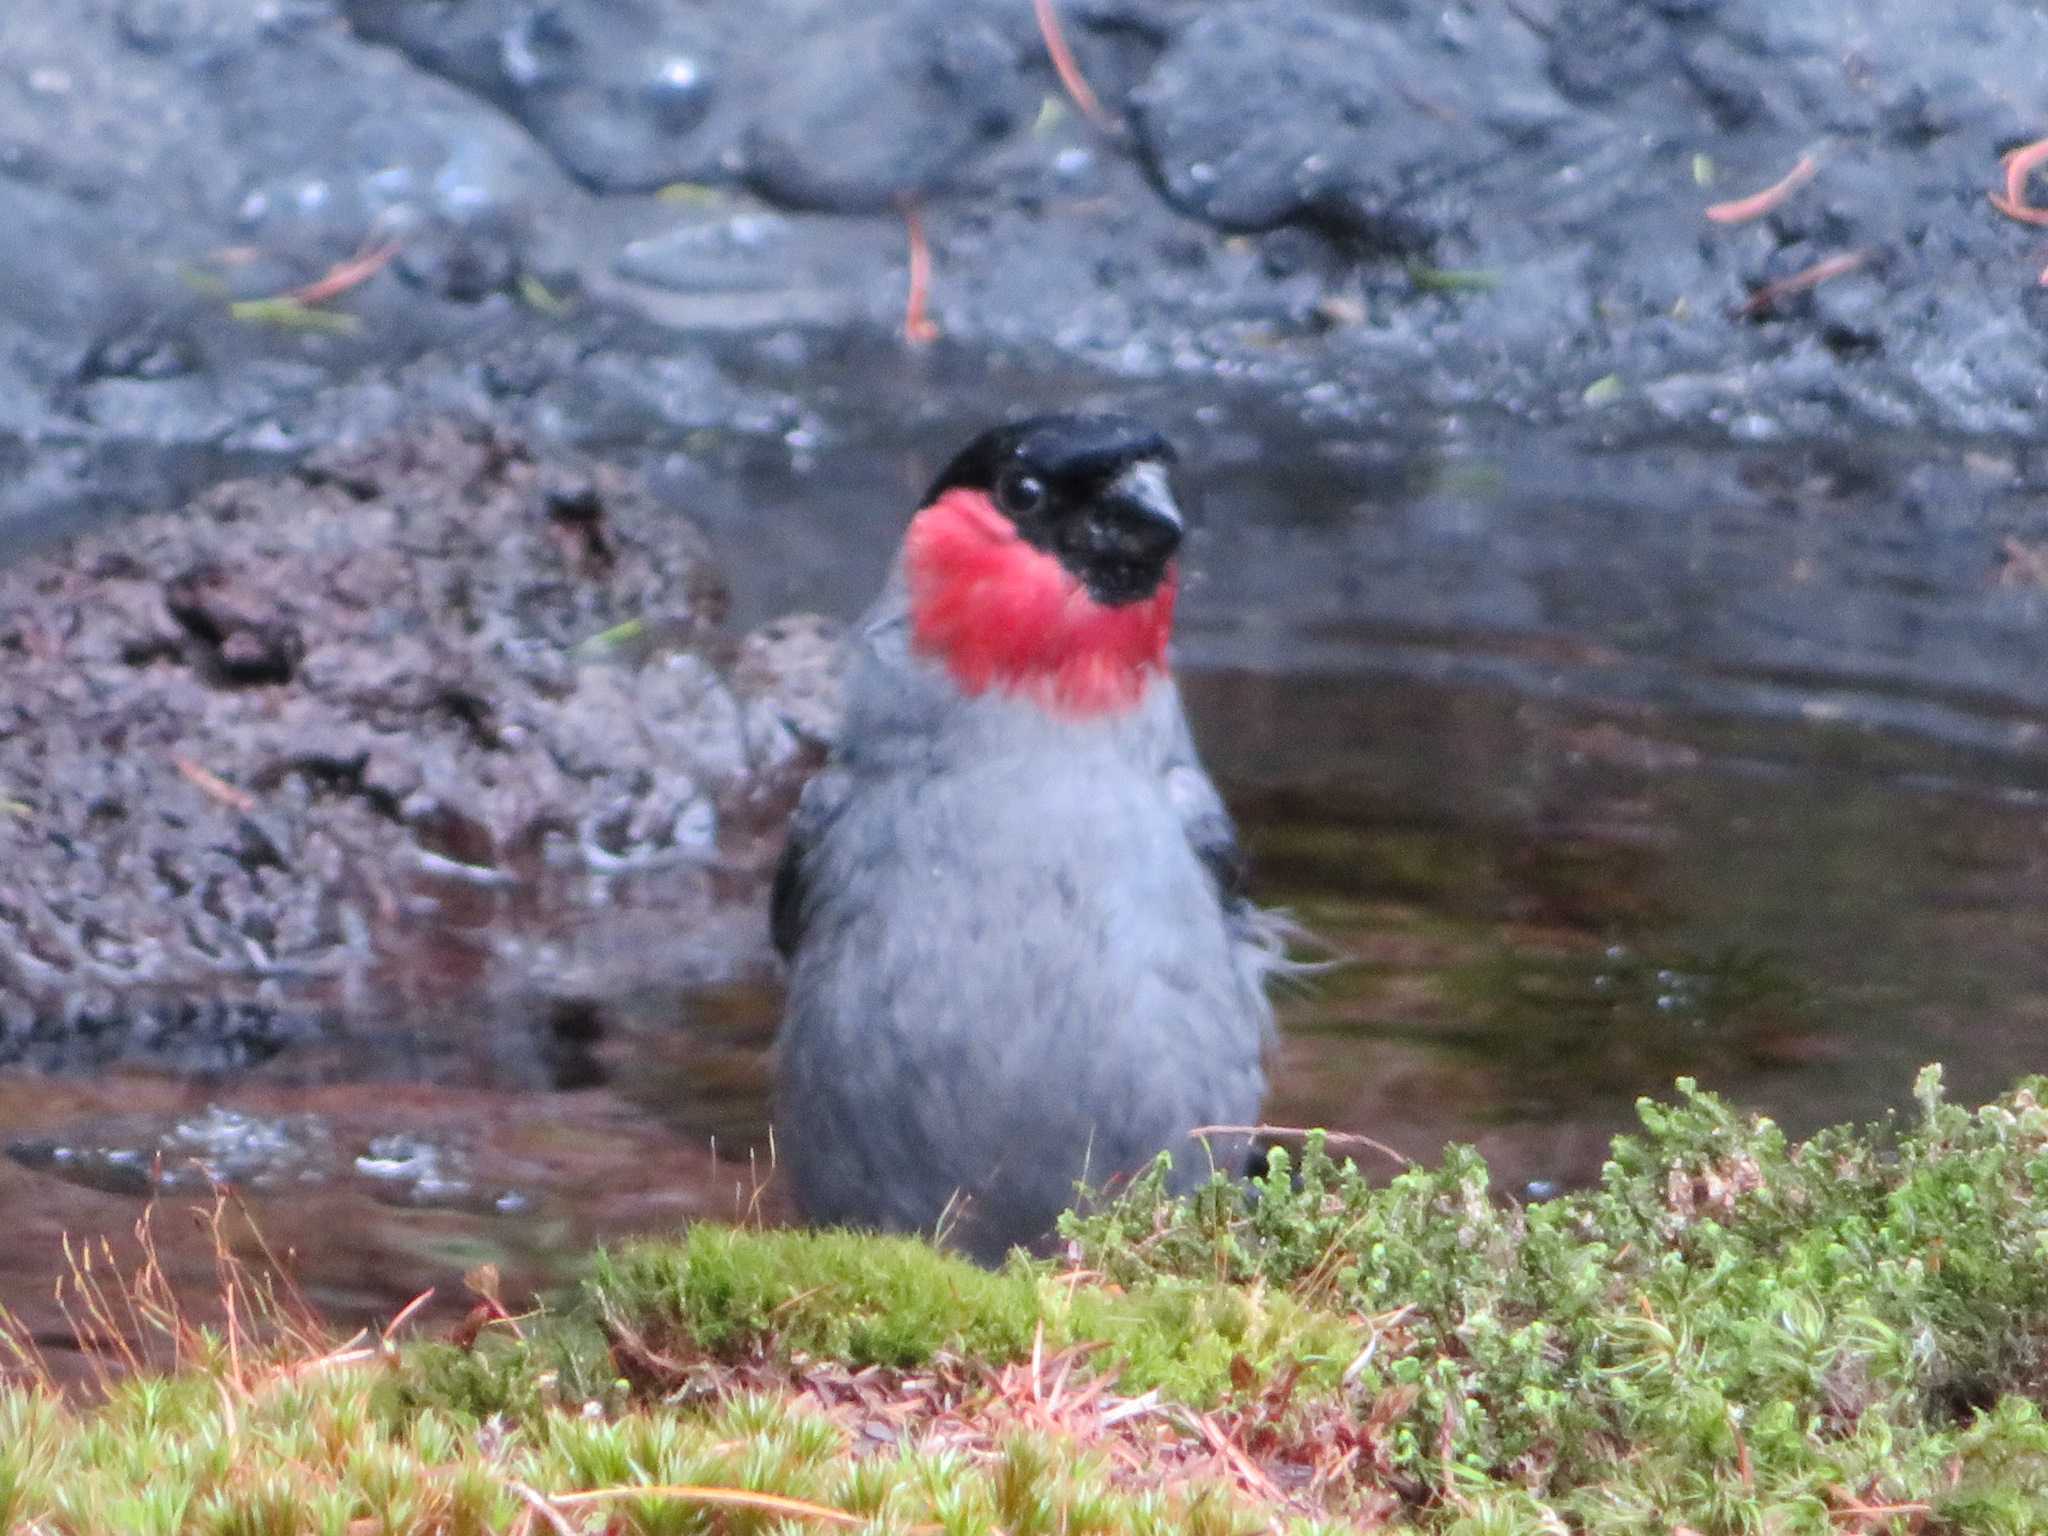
[1162,717,1323,1025]
[770,764,852,960]
[1164,760,1250,911]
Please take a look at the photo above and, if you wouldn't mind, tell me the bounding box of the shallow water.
[5,370,2047,1370]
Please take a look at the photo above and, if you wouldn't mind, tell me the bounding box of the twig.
[1734,249,1868,317]
[1705,153,1818,224]
[1989,136,2048,226]
[504,1481,578,1536]
[1033,0,1115,132]
[1828,1498,1933,1526]
[1341,1303,1418,1386]
[1726,1405,1754,1492]
[285,239,400,305]
[1188,1123,1416,1168]
[172,756,257,814]
[900,201,940,345]
[380,1287,436,1347]
[548,1485,871,1527]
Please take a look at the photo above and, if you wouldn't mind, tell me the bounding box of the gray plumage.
[771,558,1280,1264]
[771,412,1284,1262]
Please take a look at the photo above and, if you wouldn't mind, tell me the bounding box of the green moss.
[1059,1067,2048,1530]
[480,1223,1357,1408]
[594,1226,1041,1368]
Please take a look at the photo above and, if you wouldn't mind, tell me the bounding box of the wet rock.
[0,420,776,1062]
[1544,0,1672,104]
[743,2,1034,213]
[8,1106,334,1198]
[344,0,739,194]
[392,214,524,303]
[0,0,2042,554]
[353,1130,521,1212]
[1131,0,1563,249]
[0,990,330,1075]
[731,612,846,780]
[7,1105,522,1212]
[347,0,1037,210]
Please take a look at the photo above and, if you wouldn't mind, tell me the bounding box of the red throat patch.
[903,487,1176,717]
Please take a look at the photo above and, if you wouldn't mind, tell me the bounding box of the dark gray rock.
[743,2,1035,212]
[1132,0,1565,249]
[0,421,773,1066]
[344,0,741,194]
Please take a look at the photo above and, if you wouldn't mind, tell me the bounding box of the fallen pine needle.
[1034,0,1115,132]
[228,298,363,335]
[504,1482,577,1536]
[548,1485,872,1527]
[1989,136,2048,227]
[1188,1123,1415,1168]
[380,1287,435,1346]
[1705,152,1818,224]
[173,756,257,814]
[1734,249,1868,317]
[285,239,400,305]
[1998,537,2048,588]
[1828,1498,1933,1522]
[518,272,571,314]
[900,201,940,345]
[1406,261,1502,293]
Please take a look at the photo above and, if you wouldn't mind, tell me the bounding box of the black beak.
[1099,460,1184,566]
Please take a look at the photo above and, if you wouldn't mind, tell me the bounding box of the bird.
[770,412,1286,1264]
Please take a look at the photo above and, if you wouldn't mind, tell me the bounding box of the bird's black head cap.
[924,412,1184,607]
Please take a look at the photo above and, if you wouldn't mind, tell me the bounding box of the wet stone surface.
[0,420,841,1071]
[6,1104,521,1212]
[2,0,2047,547]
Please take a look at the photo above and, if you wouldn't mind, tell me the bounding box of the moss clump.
[596,1226,1043,1368]
[1060,1066,2048,1530]
[9,1069,2048,1533]
[5,1373,1276,1536]
[401,1223,1353,1415]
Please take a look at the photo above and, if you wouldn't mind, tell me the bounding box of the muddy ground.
[2,0,2045,543]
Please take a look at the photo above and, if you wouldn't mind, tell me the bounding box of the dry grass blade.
[549,1484,873,1526]
[1734,249,1868,317]
[900,200,940,345]
[29,1184,339,1398]
[1184,1407,1295,1510]
[1188,1123,1415,1168]
[1989,137,2048,226]
[173,756,257,814]
[505,1480,579,1536]
[1033,0,1115,132]
[285,239,401,305]
[381,1287,436,1347]
[1705,153,1819,223]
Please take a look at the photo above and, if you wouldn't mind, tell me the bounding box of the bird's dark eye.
[997,469,1047,518]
